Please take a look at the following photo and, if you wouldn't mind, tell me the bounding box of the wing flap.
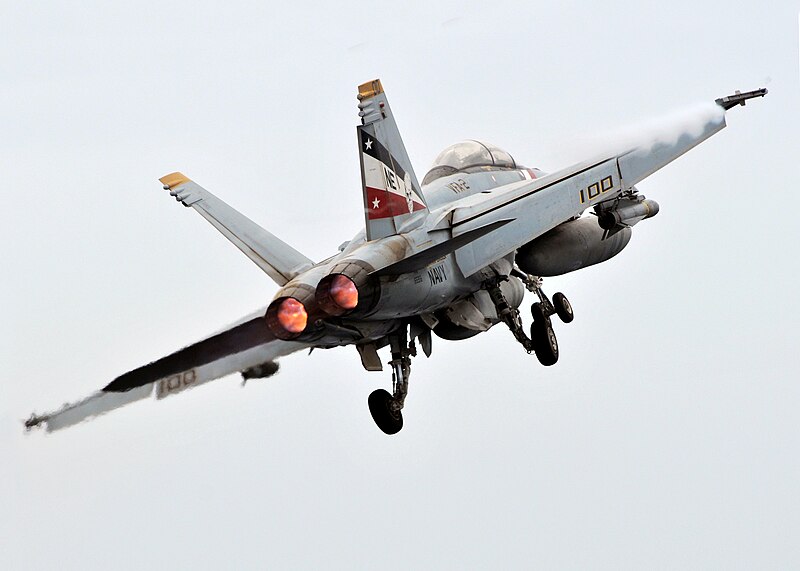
[26,311,306,432]
[104,315,275,392]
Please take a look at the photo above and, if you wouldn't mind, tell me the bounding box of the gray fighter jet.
[26,81,767,434]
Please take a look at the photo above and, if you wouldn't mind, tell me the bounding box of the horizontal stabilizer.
[160,173,313,286]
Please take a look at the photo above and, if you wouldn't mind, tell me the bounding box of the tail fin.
[159,173,313,286]
[357,79,428,241]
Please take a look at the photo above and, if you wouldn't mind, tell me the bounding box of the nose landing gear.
[552,292,574,323]
[528,277,573,366]
[530,313,559,366]
[487,273,574,367]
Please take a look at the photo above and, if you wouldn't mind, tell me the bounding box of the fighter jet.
[25,81,767,434]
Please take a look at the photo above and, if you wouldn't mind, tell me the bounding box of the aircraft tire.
[531,321,559,366]
[531,302,551,326]
[553,293,574,323]
[368,389,403,435]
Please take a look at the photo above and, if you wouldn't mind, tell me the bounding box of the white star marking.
[365,138,373,150]
[372,197,380,209]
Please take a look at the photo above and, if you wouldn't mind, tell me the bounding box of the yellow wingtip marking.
[159,172,191,189]
[358,79,383,99]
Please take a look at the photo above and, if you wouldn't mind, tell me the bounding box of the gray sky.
[2,1,799,568]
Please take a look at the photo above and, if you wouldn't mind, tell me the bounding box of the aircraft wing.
[26,309,307,432]
[451,100,730,277]
[160,173,313,286]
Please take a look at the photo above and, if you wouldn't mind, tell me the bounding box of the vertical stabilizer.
[357,79,427,241]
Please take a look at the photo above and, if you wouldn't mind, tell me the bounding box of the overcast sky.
[2,1,799,569]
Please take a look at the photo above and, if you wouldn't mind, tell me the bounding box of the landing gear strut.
[368,327,415,435]
[488,273,574,367]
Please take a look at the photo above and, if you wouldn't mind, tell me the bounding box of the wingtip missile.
[715,88,768,110]
[24,413,46,431]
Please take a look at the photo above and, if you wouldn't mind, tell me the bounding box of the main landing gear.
[486,273,574,367]
[367,276,573,434]
[368,327,414,435]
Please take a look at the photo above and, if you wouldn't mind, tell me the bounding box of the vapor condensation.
[557,102,726,165]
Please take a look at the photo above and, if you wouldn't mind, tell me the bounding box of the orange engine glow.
[277,298,308,333]
[330,275,359,309]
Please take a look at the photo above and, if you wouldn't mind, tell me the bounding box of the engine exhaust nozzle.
[315,274,359,316]
[266,297,309,340]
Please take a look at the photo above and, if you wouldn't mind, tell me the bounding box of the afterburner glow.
[277,298,307,333]
[330,275,359,310]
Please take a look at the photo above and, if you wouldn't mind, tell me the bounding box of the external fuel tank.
[515,217,631,277]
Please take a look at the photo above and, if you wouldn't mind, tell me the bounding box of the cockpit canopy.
[422,140,517,185]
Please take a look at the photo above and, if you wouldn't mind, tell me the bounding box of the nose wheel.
[530,312,559,366]
[529,276,574,365]
[552,292,574,323]
[487,273,574,367]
